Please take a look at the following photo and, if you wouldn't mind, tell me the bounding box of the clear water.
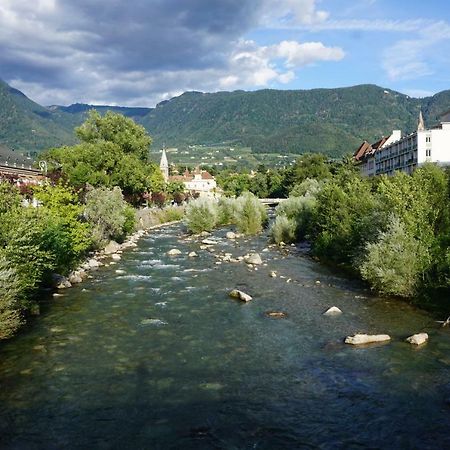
[1,224,449,449]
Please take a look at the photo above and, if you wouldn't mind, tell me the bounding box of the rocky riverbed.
[0,223,449,449]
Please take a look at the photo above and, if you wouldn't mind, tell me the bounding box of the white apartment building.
[354,112,450,176]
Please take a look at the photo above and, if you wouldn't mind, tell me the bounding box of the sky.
[0,0,449,106]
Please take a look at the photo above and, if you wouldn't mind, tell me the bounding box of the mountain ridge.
[0,79,449,158]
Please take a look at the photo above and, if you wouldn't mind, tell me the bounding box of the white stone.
[226,231,236,240]
[229,289,252,302]
[323,306,342,316]
[269,271,277,278]
[115,269,126,275]
[167,248,182,256]
[111,253,121,261]
[244,253,263,265]
[104,240,120,255]
[188,251,198,257]
[345,334,391,345]
[406,333,428,345]
[88,258,100,268]
[202,238,217,245]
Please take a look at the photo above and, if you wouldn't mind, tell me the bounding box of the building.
[354,112,450,176]
[0,145,45,186]
[159,149,219,198]
[160,147,169,182]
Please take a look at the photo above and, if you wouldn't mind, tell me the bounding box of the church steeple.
[160,146,169,181]
[417,110,425,132]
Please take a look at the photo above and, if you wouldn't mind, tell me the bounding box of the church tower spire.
[160,145,169,182]
[417,110,425,132]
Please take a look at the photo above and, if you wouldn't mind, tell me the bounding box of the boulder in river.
[226,231,236,240]
[244,253,263,265]
[52,273,72,289]
[265,311,288,319]
[188,251,198,257]
[323,306,342,316]
[104,240,120,255]
[88,258,100,268]
[167,248,182,256]
[406,333,428,345]
[269,271,277,278]
[229,289,252,302]
[68,272,83,284]
[111,254,121,261]
[202,238,218,245]
[345,333,391,345]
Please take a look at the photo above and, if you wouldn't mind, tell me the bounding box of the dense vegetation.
[272,162,450,305]
[39,111,165,204]
[1,78,450,158]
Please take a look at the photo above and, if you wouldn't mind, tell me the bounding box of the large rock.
[52,273,72,289]
[188,251,198,258]
[104,240,121,255]
[111,253,121,261]
[68,272,83,284]
[202,238,218,245]
[88,258,100,268]
[229,289,252,302]
[244,253,263,265]
[345,333,391,345]
[406,333,428,345]
[323,306,342,316]
[226,231,236,240]
[167,248,182,256]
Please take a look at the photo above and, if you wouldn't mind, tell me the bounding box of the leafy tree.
[40,111,163,201]
[84,186,135,247]
[360,216,429,297]
[75,110,151,161]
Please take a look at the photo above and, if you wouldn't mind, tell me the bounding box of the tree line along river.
[0,223,449,449]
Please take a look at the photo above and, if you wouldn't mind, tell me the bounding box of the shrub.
[217,197,237,226]
[234,192,267,235]
[185,197,219,233]
[270,215,297,244]
[289,178,322,198]
[84,186,132,246]
[275,195,316,240]
[0,254,25,340]
[360,216,430,297]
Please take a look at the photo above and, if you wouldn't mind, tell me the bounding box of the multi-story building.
[354,112,450,176]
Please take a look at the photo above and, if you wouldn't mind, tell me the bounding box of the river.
[0,224,449,449]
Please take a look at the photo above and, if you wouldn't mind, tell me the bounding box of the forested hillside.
[0,79,448,158]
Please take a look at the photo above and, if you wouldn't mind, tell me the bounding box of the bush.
[289,178,322,198]
[234,192,267,235]
[0,254,25,339]
[217,197,237,226]
[84,186,133,246]
[275,195,316,241]
[270,215,297,244]
[185,197,219,233]
[360,216,430,297]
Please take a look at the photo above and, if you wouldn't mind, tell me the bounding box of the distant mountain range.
[0,78,449,160]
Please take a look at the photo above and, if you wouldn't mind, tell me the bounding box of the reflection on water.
[0,225,449,449]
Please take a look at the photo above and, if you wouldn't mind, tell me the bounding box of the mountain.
[142,85,428,157]
[0,79,77,154]
[0,79,449,158]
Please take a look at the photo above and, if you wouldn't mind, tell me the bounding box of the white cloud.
[383,21,450,81]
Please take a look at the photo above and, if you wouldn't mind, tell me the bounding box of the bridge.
[259,198,286,206]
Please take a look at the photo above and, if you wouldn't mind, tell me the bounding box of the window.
[426,149,431,157]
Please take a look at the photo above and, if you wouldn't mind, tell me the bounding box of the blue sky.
[0,0,448,106]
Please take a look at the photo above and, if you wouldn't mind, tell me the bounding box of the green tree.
[75,110,152,161]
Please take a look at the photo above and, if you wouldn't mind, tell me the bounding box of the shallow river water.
[1,224,450,449]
